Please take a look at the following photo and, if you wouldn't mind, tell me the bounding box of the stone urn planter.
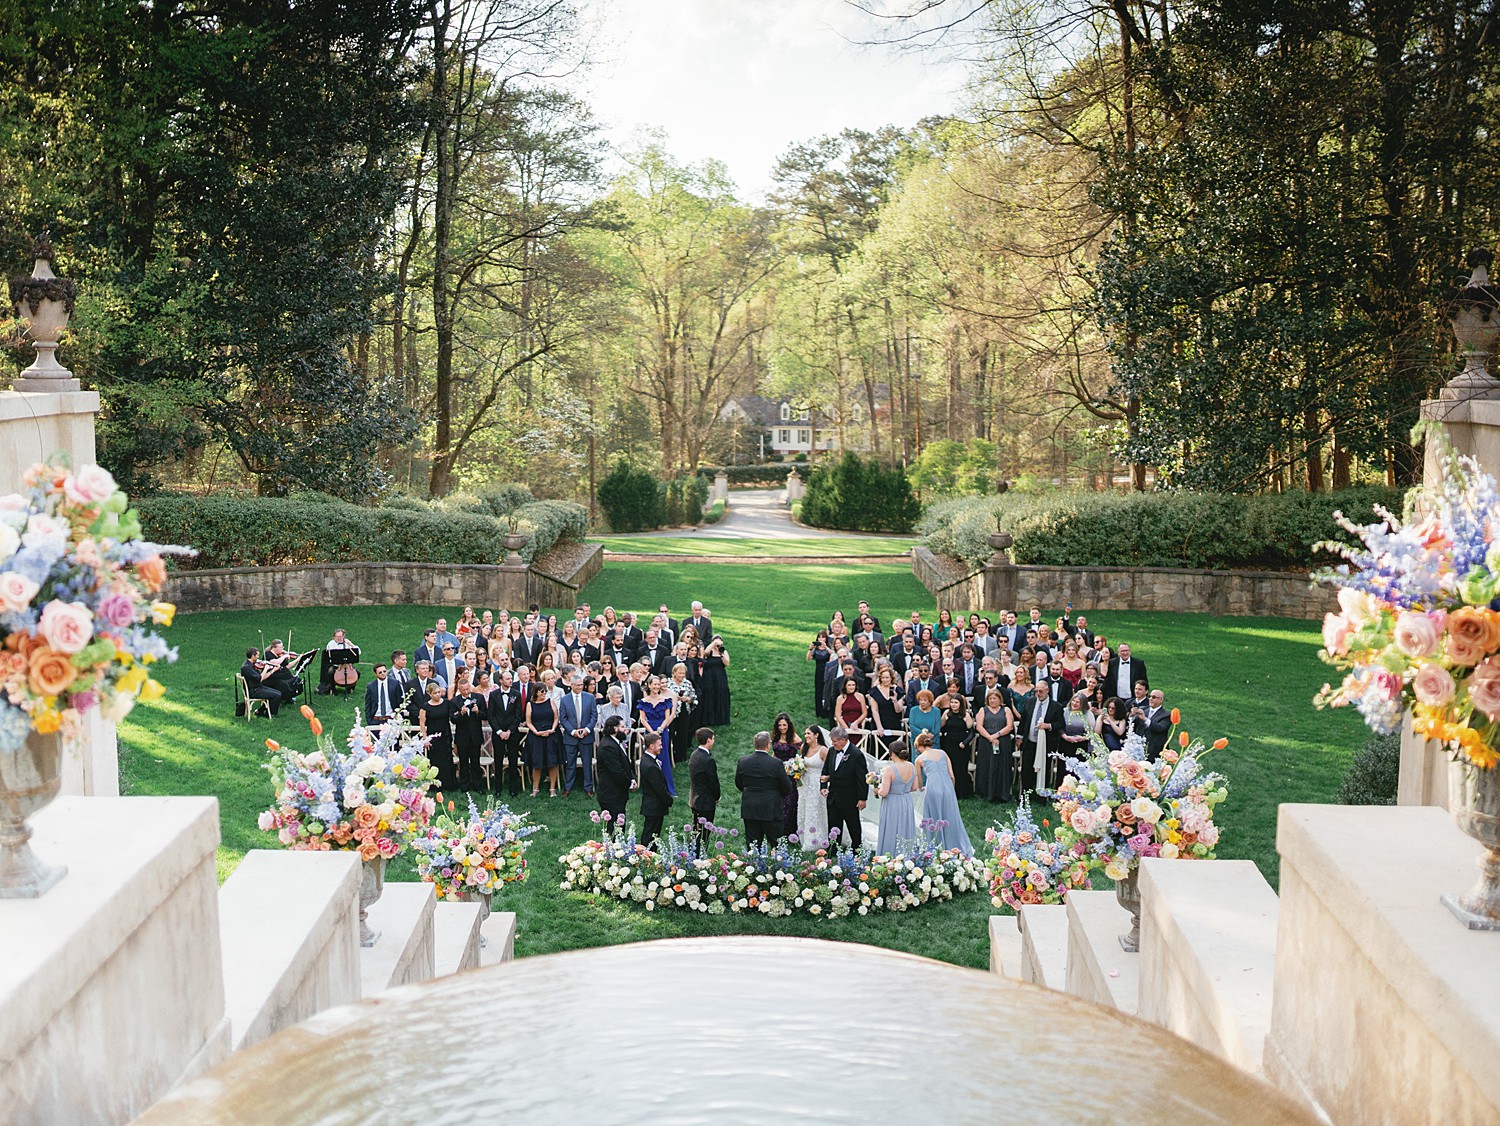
[987,531,1014,556]
[0,729,68,898]
[500,531,529,568]
[359,856,387,946]
[1443,759,1500,930]
[8,236,80,393]
[1444,248,1500,401]
[1115,867,1142,952]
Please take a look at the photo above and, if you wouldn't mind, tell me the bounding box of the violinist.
[318,628,361,694]
[260,640,304,700]
[240,648,284,716]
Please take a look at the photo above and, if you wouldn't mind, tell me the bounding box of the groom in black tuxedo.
[688,728,721,851]
[820,727,868,849]
[736,731,792,848]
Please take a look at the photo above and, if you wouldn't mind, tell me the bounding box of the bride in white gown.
[797,726,831,849]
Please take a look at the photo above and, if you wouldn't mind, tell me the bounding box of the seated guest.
[240,648,283,716]
[317,628,360,695]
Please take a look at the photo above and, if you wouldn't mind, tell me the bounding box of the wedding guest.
[559,671,598,798]
[769,713,802,840]
[820,727,868,850]
[974,688,1013,803]
[1097,696,1129,750]
[638,732,672,849]
[688,728,721,852]
[525,670,563,798]
[595,715,635,828]
[698,634,731,726]
[807,630,833,718]
[418,680,456,792]
[596,683,631,743]
[736,730,793,848]
[875,741,919,856]
[363,663,399,728]
[452,676,486,791]
[638,676,677,797]
[1061,692,1093,764]
[1018,680,1063,794]
[1134,688,1172,759]
[489,670,524,795]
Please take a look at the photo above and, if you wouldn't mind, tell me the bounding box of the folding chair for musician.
[236,673,272,720]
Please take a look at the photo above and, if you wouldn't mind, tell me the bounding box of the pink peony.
[63,464,117,505]
[1070,808,1093,834]
[257,810,277,831]
[1393,611,1443,659]
[22,513,66,549]
[376,836,400,859]
[96,593,137,630]
[0,571,40,613]
[1322,612,1354,657]
[39,600,93,653]
[1337,587,1379,627]
[1370,667,1402,701]
[1199,822,1220,847]
[1412,662,1457,707]
[1467,658,1500,722]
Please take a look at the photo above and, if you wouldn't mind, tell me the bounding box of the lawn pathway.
[624,488,844,539]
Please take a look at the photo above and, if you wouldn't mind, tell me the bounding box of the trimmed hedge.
[437,484,535,518]
[703,498,726,525]
[137,495,586,569]
[693,465,792,487]
[1335,733,1400,806]
[661,475,709,526]
[597,462,663,532]
[801,452,922,534]
[918,486,1408,571]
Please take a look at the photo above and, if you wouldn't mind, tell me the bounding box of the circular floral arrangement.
[559,830,986,919]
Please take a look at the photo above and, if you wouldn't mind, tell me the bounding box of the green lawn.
[117,562,1363,968]
[590,535,914,556]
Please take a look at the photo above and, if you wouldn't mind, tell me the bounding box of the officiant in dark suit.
[688,728,721,851]
[1017,681,1064,794]
[820,727,868,849]
[736,731,793,848]
[595,716,635,828]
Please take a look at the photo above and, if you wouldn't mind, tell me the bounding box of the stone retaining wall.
[166,544,603,614]
[912,547,1333,620]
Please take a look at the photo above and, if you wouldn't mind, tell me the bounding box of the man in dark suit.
[595,716,635,828]
[605,624,639,668]
[1061,610,1095,649]
[890,631,920,678]
[414,629,440,670]
[736,731,793,848]
[559,671,599,796]
[388,650,413,705]
[1134,689,1173,759]
[1107,642,1149,700]
[240,648,283,716]
[954,643,981,697]
[451,677,486,791]
[1017,681,1064,794]
[688,728,721,851]
[363,663,399,727]
[687,601,713,642]
[513,624,545,669]
[905,664,944,710]
[638,732,672,849]
[657,605,682,642]
[488,670,524,795]
[850,600,881,634]
[640,628,673,677]
[820,727,868,849]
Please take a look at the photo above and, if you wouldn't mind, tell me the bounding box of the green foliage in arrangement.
[1335,733,1400,807]
[597,461,664,532]
[801,453,922,534]
[660,475,710,527]
[919,487,1408,571]
[137,495,585,569]
[692,465,794,487]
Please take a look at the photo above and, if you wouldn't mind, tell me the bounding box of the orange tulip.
[265,739,280,752]
[300,704,315,720]
[1212,738,1228,749]
[1170,708,1181,725]
[1179,731,1190,748]
[309,717,323,737]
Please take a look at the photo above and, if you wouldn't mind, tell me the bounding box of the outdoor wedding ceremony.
[2,0,1500,1123]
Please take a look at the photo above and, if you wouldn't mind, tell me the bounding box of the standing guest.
[1018,680,1064,794]
[835,677,869,733]
[240,648,283,716]
[638,676,678,797]
[698,634,731,726]
[595,716,635,829]
[915,732,973,854]
[769,713,802,841]
[363,663,400,728]
[559,671,598,798]
[1134,689,1172,759]
[433,617,460,654]
[874,742,919,856]
[907,688,942,746]
[418,680,456,793]
[868,666,905,742]
[939,692,973,793]
[638,732,672,850]
[736,731,793,848]
[525,670,563,798]
[415,629,440,670]
[452,677,486,791]
[410,661,441,723]
[1107,642,1149,699]
[1061,692,1093,765]
[666,662,699,756]
[435,644,461,699]
[807,630,834,718]
[1097,696,1129,750]
[596,684,631,745]
[820,728,868,850]
[687,601,712,642]
[933,608,955,642]
[489,670,524,795]
[389,650,413,703]
[1056,637,1087,696]
[688,728,721,852]
[973,688,1013,803]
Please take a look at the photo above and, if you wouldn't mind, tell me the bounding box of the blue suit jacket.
[558,691,598,744]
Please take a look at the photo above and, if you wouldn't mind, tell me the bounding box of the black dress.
[526,696,563,770]
[698,653,730,726]
[811,645,831,718]
[870,685,902,734]
[419,699,457,791]
[972,705,1011,803]
[940,710,973,801]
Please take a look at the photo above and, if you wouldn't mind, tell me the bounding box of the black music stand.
[289,649,319,704]
[327,646,361,695]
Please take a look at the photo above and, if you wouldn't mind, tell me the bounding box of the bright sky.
[569,0,970,201]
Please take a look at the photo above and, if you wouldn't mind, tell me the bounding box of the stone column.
[713,471,728,503]
[982,531,1017,614]
[786,471,804,503]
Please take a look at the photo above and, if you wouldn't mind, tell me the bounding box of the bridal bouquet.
[412,797,543,901]
[258,711,439,859]
[0,455,187,749]
[984,797,1092,909]
[1314,442,1500,769]
[1051,728,1228,881]
[785,755,807,782]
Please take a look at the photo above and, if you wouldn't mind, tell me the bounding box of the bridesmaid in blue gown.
[637,677,677,796]
[913,732,973,854]
[875,744,919,856]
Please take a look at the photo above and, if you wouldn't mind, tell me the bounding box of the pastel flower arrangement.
[258,711,439,859]
[1314,444,1500,769]
[0,455,187,750]
[412,796,543,901]
[983,796,1093,910]
[559,825,985,918]
[785,755,807,782]
[1051,727,1228,881]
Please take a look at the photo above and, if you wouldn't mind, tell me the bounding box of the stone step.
[359,882,435,997]
[478,912,518,967]
[988,914,1025,980]
[1018,903,1069,990]
[1065,890,1139,1015]
[432,900,482,978]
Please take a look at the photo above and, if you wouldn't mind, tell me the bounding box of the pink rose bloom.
[1106,749,1128,768]
[1322,612,1354,656]
[1412,662,1457,707]
[1370,667,1402,701]
[96,593,137,630]
[1467,658,1500,722]
[22,513,66,549]
[1199,822,1220,846]
[63,465,117,505]
[1393,611,1442,659]
[257,810,277,831]
[0,493,27,512]
[1447,631,1488,668]
[277,827,296,846]
[40,600,93,653]
[1070,808,1093,834]
[0,572,40,613]
[376,837,399,859]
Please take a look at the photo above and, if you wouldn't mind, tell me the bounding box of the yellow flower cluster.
[1412,704,1500,769]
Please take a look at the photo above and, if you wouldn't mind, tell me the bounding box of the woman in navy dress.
[525,676,562,798]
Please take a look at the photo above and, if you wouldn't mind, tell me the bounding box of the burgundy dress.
[772,739,800,841]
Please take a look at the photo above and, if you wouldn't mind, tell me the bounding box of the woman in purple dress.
[769,712,802,841]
